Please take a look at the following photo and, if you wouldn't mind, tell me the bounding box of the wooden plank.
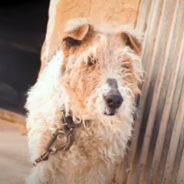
[149,1,184,183]
[162,80,184,183]
[124,0,184,183]
[125,0,164,183]
[135,0,152,32]
[0,108,26,126]
[137,0,178,182]
[177,146,184,184]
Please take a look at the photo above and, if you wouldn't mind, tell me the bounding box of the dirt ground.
[0,120,31,184]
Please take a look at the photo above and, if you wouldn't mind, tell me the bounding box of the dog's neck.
[61,106,91,127]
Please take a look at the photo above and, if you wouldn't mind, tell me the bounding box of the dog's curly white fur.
[25,18,144,184]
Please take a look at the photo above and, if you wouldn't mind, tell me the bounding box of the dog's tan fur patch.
[25,18,144,184]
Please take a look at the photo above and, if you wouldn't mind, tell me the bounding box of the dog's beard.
[94,98,118,116]
[103,107,116,116]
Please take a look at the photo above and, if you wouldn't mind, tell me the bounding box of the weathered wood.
[138,0,179,182]
[150,1,184,183]
[125,0,184,183]
[162,82,184,183]
[126,0,165,182]
[177,147,184,184]
[0,108,26,126]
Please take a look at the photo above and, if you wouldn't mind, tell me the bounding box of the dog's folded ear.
[63,18,90,47]
[121,31,143,54]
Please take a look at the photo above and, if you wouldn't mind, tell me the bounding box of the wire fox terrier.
[25,18,144,184]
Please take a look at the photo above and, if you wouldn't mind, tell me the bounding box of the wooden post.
[40,0,140,73]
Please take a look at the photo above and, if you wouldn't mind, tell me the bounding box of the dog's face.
[60,18,143,118]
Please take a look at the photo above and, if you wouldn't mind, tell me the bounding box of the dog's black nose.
[104,92,123,109]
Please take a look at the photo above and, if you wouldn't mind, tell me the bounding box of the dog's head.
[60,18,144,119]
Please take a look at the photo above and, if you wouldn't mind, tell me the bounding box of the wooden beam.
[0,108,26,126]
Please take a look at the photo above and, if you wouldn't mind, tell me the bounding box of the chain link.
[33,111,81,166]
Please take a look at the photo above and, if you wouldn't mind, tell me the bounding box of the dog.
[25,18,144,184]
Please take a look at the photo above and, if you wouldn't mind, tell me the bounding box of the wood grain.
[125,0,184,183]
[0,108,26,126]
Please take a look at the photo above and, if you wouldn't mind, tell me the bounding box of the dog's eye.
[88,58,97,66]
[121,60,130,69]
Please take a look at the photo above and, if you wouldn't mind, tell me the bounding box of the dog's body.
[25,18,144,184]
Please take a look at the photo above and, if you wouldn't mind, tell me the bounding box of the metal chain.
[33,111,81,166]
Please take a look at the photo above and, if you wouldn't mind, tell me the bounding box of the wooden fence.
[116,0,184,183]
